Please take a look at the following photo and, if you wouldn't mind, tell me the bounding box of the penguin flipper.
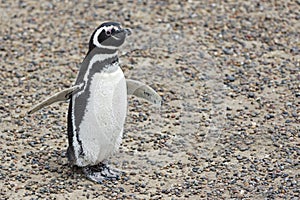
[28,85,81,115]
[126,79,162,106]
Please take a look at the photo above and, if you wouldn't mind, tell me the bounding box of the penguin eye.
[106,28,117,36]
[105,29,112,36]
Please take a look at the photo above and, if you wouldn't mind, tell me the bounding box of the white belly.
[76,67,127,166]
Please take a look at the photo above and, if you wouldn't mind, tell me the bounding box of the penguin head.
[89,22,131,51]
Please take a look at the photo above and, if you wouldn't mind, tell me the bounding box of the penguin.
[28,22,162,183]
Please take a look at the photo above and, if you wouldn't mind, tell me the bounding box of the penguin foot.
[82,163,121,183]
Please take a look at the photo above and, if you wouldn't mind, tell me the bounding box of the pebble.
[223,47,234,55]
[265,114,275,120]
[226,75,236,82]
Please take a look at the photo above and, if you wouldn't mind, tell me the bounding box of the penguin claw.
[82,163,122,183]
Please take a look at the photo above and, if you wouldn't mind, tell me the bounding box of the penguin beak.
[112,28,131,37]
[124,28,131,36]
[111,28,131,41]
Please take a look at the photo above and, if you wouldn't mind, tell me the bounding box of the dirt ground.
[0,0,299,199]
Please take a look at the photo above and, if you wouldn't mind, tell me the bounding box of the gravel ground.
[0,0,299,199]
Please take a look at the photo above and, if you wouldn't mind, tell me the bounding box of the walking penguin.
[28,22,162,183]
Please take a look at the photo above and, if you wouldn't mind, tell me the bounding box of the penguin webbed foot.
[83,163,121,183]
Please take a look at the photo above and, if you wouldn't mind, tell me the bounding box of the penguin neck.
[75,48,119,85]
[85,47,119,70]
[87,46,118,56]
[87,51,119,73]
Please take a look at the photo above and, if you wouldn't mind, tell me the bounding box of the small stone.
[267,167,274,172]
[192,167,199,173]
[223,47,234,55]
[265,114,275,119]
[247,92,255,98]
[291,112,298,117]
[236,155,243,160]
[226,75,235,82]
[238,145,250,151]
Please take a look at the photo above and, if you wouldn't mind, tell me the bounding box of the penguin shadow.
[30,148,81,183]
[36,148,131,185]
[106,106,166,178]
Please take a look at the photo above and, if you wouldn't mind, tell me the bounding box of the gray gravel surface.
[0,0,299,199]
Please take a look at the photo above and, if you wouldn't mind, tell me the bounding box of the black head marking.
[88,22,131,52]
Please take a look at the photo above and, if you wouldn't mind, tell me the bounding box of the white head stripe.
[93,25,120,50]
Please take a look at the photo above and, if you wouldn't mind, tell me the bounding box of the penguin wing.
[28,85,82,114]
[126,79,162,106]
